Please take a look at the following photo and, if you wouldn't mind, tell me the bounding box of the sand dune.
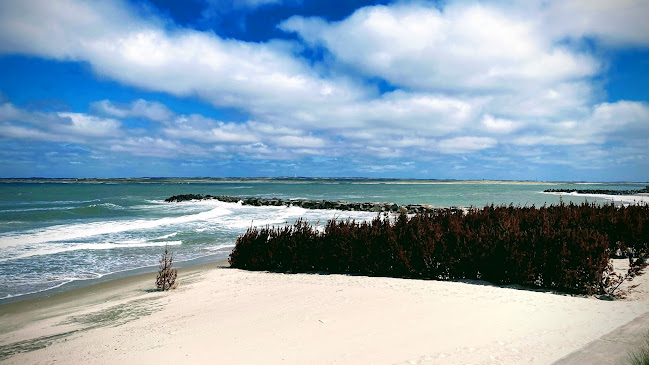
[1,260,648,364]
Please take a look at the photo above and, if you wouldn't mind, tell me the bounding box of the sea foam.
[0,206,231,248]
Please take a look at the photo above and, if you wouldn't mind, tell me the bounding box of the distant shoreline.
[2,177,648,185]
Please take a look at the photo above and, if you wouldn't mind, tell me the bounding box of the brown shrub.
[229,202,649,295]
[156,245,178,291]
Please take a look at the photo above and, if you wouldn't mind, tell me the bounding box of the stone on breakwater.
[164,194,458,214]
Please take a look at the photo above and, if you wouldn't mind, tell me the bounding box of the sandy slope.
[1,260,648,365]
[544,191,649,205]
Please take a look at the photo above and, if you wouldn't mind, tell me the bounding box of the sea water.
[0,179,646,301]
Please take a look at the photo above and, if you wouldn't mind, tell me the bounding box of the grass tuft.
[628,331,649,365]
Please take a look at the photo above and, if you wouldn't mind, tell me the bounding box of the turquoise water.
[0,179,646,301]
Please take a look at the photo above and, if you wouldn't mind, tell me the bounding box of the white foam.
[2,205,77,213]
[0,206,230,248]
[0,240,183,262]
[1,278,74,300]
[156,232,178,239]
[0,244,234,300]
[218,203,376,229]
[544,191,649,205]
[86,203,124,210]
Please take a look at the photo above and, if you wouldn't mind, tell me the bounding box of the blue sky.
[0,0,648,181]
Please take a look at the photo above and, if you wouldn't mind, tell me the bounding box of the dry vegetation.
[230,201,649,295]
[156,245,178,291]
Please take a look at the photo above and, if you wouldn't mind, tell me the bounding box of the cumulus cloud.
[588,101,649,135]
[544,0,649,47]
[480,115,521,134]
[0,0,648,176]
[0,103,122,143]
[274,135,326,148]
[0,0,366,122]
[437,137,498,154]
[510,101,649,147]
[57,113,122,137]
[109,136,206,158]
[90,99,174,122]
[279,3,600,92]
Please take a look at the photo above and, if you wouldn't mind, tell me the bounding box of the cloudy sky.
[0,0,647,181]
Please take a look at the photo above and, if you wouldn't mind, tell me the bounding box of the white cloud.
[274,135,325,148]
[0,0,648,175]
[437,137,497,154]
[481,115,521,134]
[510,101,649,147]
[109,137,205,158]
[510,135,591,146]
[279,3,600,92]
[0,103,23,121]
[57,113,122,137]
[90,99,174,122]
[588,101,649,134]
[163,116,259,144]
[0,123,75,143]
[0,103,123,143]
[0,0,367,123]
[544,0,649,47]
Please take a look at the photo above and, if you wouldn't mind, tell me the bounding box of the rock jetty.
[544,186,649,196]
[164,194,463,214]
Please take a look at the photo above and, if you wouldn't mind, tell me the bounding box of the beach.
[2,259,647,364]
[2,180,649,364]
[2,180,645,301]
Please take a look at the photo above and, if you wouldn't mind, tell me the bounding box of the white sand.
[1,261,648,365]
[545,191,649,205]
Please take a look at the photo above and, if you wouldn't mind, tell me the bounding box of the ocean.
[1,179,646,302]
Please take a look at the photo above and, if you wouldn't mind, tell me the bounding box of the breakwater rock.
[544,186,649,196]
[164,194,463,214]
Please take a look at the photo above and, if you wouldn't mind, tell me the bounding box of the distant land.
[1,177,648,185]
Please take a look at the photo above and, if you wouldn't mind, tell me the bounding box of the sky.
[0,0,648,181]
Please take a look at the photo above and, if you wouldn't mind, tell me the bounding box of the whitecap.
[0,240,183,262]
[0,206,230,248]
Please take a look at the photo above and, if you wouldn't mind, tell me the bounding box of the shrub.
[156,245,178,291]
[228,201,649,295]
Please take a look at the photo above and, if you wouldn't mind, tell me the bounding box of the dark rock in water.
[163,194,452,214]
[164,194,211,202]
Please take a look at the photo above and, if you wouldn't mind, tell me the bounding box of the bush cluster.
[228,201,649,295]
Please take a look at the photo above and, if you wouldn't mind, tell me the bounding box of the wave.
[0,199,101,207]
[144,199,166,204]
[1,205,78,213]
[0,206,231,248]
[155,232,178,239]
[0,244,235,300]
[0,240,183,263]
[70,202,125,215]
[0,220,25,225]
[1,278,76,301]
[88,203,123,209]
[1,202,124,214]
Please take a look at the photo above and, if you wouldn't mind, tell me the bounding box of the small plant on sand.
[156,245,178,291]
[628,330,649,365]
